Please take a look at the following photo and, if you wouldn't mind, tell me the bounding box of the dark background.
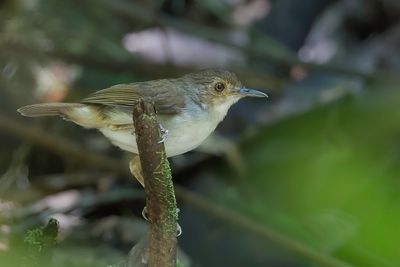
[0,0,400,266]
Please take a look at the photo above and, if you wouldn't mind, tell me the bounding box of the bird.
[18,69,268,186]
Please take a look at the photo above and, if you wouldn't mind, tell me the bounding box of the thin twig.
[0,114,123,172]
[0,40,184,78]
[132,100,178,267]
[0,113,136,197]
[95,0,379,80]
[1,41,283,89]
[2,0,382,81]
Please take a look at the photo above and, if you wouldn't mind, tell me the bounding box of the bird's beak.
[239,87,268,98]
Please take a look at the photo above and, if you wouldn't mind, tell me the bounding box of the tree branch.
[0,40,282,90]
[0,114,122,173]
[0,114,356,267]
[131,100,178,267]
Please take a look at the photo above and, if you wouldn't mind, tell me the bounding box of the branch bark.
[131,100,178,267]
[0,114,356,267]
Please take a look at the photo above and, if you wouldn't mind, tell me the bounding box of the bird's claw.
[177,223,182,237]
[176,208,182,237]
[142,206,181,236]
[142,206,149,221]
[158,124,169,143]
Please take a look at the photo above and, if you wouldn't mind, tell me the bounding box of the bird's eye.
[214,82,225,92]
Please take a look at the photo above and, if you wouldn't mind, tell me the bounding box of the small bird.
[18,69,267,186]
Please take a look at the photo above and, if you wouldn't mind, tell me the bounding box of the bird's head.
[183,69,268,109]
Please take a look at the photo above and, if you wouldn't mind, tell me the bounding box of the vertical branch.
[132,100,178,267]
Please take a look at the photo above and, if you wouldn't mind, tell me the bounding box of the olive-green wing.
[81,81,185,114]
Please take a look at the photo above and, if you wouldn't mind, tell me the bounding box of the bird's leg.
[158,123,169,143]
[142,207,181,236]
[107,124,135,131]
[129,155,181,236]
[129,155,144,188]
[129,156,150,222]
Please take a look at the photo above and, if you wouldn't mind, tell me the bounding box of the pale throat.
[99,95,240,157]
[208,95,241,121]
[159,95,240,156]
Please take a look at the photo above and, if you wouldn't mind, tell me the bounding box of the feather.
[17,103,84,117]
[81,81,186,114]
[17,103,104,128]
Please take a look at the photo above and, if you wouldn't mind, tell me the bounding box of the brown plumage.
[18,69,267,186]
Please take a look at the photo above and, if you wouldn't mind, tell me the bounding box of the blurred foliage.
[23,218,59,266]
[207,77,400,266]
[1,0,400,267]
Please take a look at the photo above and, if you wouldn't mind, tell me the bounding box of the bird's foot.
[142,206,149,221]
[158,124,169,143]
[177,223,182,237]
[176,207,182,237]
[129,157,145,187]
[142,206,182,236]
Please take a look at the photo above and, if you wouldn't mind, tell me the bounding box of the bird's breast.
[99,102,229,157]
[161,109,220,156]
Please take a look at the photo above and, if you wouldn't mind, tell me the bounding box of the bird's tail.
[17,103,83,117]
[17,103,104,128]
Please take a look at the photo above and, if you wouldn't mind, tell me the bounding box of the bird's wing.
[81,81,185,114]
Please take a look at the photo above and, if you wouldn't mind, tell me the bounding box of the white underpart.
[99,96,240,157]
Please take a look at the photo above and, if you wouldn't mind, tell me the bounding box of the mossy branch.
[23,218,59,267]
[131,100,178,267]
[1,114,355,267]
